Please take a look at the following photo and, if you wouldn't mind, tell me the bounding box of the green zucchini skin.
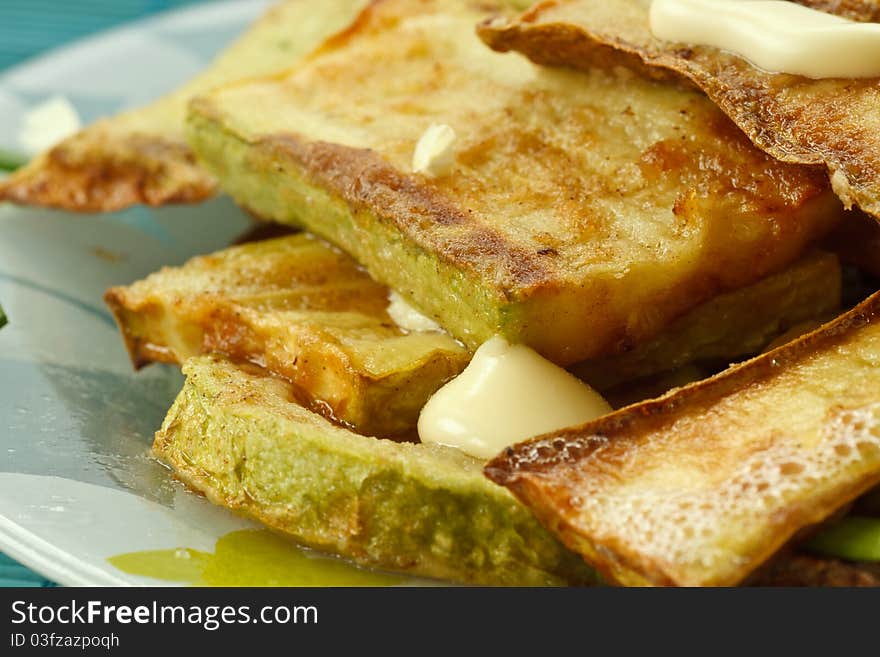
[0,148,27,172]
[154,356,599,586]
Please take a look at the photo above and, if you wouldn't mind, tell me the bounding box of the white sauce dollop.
[412,123,457,177]
[19,96,82,155]
[650,0,880,79]
[418,336,611,460]
[387,291,442,332]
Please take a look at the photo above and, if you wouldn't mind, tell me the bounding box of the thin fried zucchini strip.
[105,234,467,438]
[0,0,368,211]
[478,0,880,220]
[486,292,880,586]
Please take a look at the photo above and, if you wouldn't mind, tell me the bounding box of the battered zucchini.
[153,356,599,587]
[105,234,467,438]
[486,291,880,587]
[573,250,841,390]
[477,0,880,221]
[106,237,839,433]
[0,148,27,172]
[0,0,369,211]
[187,0,843,365]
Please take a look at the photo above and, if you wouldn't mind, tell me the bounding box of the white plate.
[0,1,412,587]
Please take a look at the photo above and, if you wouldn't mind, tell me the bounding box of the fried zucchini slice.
[187,0,843,365]
[153,355,599,586]
[105,234,467,438]
[574,250,841,390]
[485,292,880,587]
[0,0,369,211]
[107,240,838,434]
[477,0,880,221]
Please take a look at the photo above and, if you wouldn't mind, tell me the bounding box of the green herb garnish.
[0,148,28,172]
[806,516,880,562]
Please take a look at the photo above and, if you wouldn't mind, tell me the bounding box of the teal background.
[0,1,206,71]
[1,0,206,588]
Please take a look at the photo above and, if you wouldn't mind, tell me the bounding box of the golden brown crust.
[104,284,197,369]
[259,135,552,291]
[104,234,467,438]
[485,291,880,586]
[152,355,600,586]
[191,0,843,364]
[308,0,386,56]
[478,0,880,220]
[0,131,215,212]
[104,286,170,369]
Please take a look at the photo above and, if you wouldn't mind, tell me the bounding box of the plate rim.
[0,0,270,587]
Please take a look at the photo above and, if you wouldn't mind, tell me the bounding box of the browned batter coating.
[486,291,880,586]
[478,0,880,220]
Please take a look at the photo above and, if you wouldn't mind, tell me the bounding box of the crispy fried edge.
[0,0,370,212]
[104,286,176,369]
[0,134,215,212]
[153,355,601,586]
[485,290,880,586]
